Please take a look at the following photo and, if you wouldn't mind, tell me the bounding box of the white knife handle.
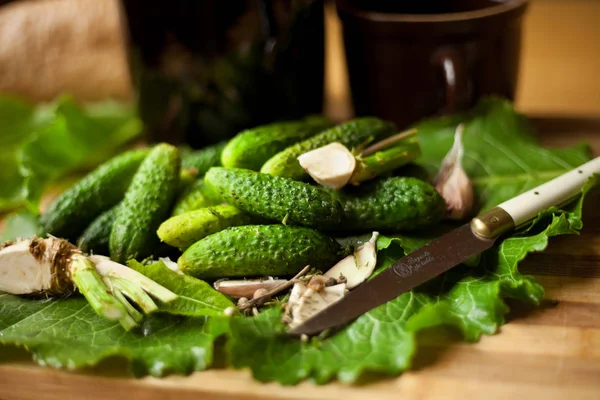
[498,156,600,227]
[471,156,600,238]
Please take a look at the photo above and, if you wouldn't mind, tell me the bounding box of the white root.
[434,124,474,220]
[0,240,51,294]
[297,142,356,190]
[0,237,74,296]
[324,232,379,289]
[0,236,178,331]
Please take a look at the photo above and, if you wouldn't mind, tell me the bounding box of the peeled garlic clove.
[284,281,308,320]
[287,283,347,328]
[434,124,474,220]
[324,232,379,289]
[297,142,356,190]
[213,278,288,298]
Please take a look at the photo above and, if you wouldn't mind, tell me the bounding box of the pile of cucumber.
[40,116,446,281]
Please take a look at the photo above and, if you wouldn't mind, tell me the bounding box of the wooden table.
[0,121,599,399]
[2,1,600,398]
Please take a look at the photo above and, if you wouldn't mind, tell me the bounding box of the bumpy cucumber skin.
[204,167,343,229]
[109,144,181,263]
[220,117,331,170]
[260,117,396,180]
[77,206,118,255]
[171,179,223,216]
[178,224,343,279]
[180,141,226,175]
[158,205,255,249]
[40,148,149,241]
[329,176,447,232]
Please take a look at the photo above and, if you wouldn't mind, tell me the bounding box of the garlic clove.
[323,231,379,289]
[284,281,308,321]
[287,283,347,328]
[297,142,356,190]
[213,278,288,298]
[434,124,474,220]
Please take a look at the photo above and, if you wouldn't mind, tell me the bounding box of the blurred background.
[0,0,598,121]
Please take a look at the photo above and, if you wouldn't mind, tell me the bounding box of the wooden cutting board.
[1,118,599,400]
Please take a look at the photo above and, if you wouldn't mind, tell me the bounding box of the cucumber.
[77,206,118,255]
[204,167,343,229]
[171,178,223,216]
[260,117,397,180]
[40,148,149,241]
[157,205,255,249]
[328,176,447,232]
[180,141,226,175]
[109,144,181,263]
[178,224,344,279]
[220,116,331,170]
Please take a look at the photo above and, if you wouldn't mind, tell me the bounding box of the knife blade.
[287,156,600,337]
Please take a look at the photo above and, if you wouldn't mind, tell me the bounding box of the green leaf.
[0,211,42,241]
[0,95,51,212]
[414,97,593,211]
[128,260,235,317]
[0,293,226,376]
[0,94,143,213]
[0,257,233,375]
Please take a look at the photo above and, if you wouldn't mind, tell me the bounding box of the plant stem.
[361,128,418,157]
[70,254,126,320]
[107,279,144,323]
[350,139,422,185]
[118,314,138,331]
[90,255,177,304]
[109,277,159,315]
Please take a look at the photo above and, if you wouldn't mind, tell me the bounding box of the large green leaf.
[0,95,50,211]
[0,294,226,376]
[415,97,592,211]
[0,259,233,375]
[0,94,142,213]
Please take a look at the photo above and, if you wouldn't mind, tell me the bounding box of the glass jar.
[119,0,325,148]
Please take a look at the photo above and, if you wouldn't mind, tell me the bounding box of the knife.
[287,156,600,336]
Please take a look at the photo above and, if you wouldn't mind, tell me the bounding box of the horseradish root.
[0,237,178,331]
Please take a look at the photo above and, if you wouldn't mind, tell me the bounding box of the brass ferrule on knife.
[470,207,515,239]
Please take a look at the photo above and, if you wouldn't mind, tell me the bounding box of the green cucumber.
[178,224,343,279]
[158,205,255,249]
[260,117,397,180]
[220,116,331,170]
[180,141,226,175]
[40,148,150,241]
[329,176,447,232]
[171,178,223,216]
[204,167,343,229]
[77,206,118,255]
[109,144,181,263]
